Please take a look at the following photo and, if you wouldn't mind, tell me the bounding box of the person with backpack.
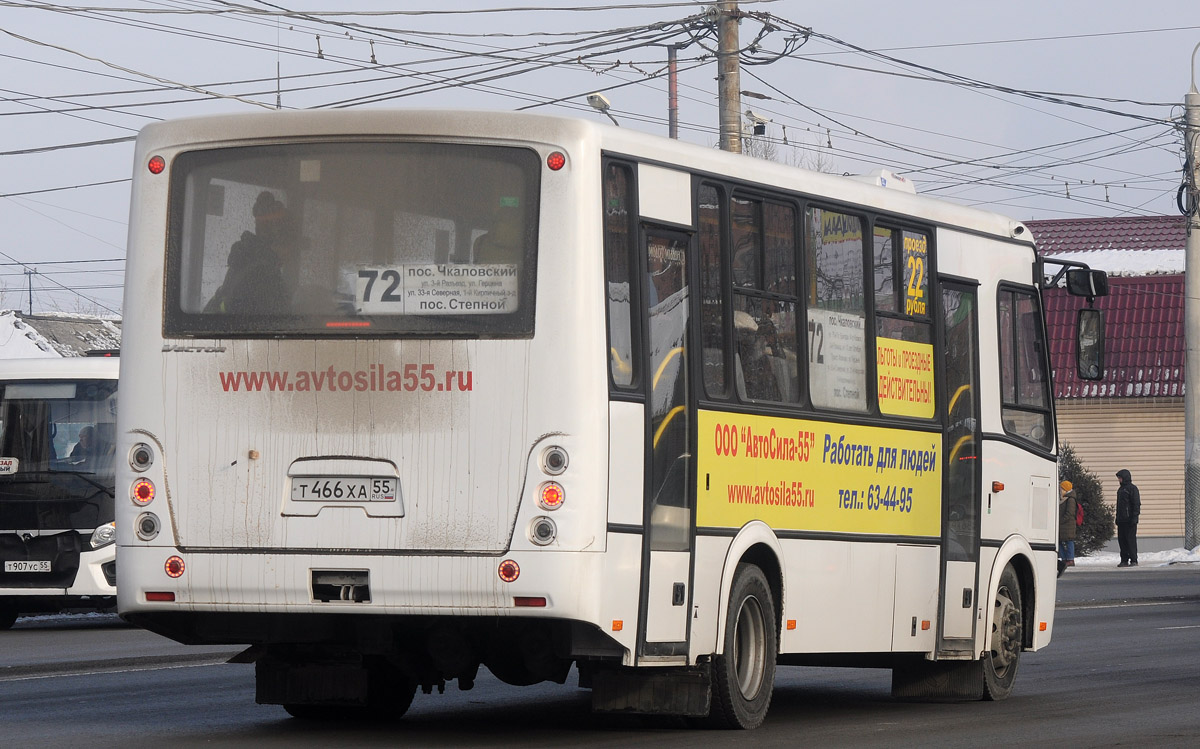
[1058,480,1078,576]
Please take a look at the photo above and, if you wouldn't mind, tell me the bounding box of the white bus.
[116,110,1104,727]
[1,355,119,629]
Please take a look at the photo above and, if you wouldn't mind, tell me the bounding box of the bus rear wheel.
[281,658,416,721]
[982,566,1022,701]
[707,563,776,729]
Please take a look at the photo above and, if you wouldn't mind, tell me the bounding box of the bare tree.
[741,130,837,174]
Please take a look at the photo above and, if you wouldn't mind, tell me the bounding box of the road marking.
[1060,600,1193,611]
[1158,625,1200,630]
[0,657,233,683]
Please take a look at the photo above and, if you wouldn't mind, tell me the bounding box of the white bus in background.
[116,110,1104,727]
[0,354,119,629]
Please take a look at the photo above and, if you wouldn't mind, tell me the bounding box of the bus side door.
[939,280,981,651]
[638,227,694,658]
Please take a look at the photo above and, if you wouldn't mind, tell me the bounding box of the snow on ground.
[1074,545,1200,567]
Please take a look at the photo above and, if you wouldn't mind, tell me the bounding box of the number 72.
[358,269,404,303]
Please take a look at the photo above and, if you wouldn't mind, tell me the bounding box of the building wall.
[1055,398,1183,542]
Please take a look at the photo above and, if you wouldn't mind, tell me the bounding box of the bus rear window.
[164,142,540,337]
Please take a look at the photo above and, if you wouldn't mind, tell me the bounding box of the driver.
[69,425,102,461]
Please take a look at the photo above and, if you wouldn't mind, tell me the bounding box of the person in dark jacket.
[1058,480,1078,577]
[204,191,296,314]
[1115,468,1141,567]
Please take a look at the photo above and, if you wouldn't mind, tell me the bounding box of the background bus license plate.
[291,477,397,502]
[5,560,51,572]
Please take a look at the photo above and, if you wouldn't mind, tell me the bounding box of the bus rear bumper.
[115,542,640,652]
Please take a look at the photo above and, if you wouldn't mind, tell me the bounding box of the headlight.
[89,522,116,550]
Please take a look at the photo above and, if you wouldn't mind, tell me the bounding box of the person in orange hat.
[1057,480,1077,577]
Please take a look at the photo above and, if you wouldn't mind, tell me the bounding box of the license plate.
[291,477,397,502]
[5,560,51,573]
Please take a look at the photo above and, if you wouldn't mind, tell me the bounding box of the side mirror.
[1077,308,1105,381]
[1066,269,1108,298]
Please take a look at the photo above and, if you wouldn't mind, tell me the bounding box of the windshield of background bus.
[165,141,540,337]
[0,380,118,476]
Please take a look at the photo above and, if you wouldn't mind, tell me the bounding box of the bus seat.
[769,353,799,402]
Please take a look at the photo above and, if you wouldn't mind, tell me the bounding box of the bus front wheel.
[707,563,776,729]
[0,603,18,630]
[982,565,1023,700]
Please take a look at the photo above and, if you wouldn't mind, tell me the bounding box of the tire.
[0,604,18,630]
[708,563,777,729]
[982,566,1023,701]
[284,660,416,721]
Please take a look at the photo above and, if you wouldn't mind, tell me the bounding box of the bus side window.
[731,197,799,404]
[806,206,867,412]
[875,226,935,419]
[698,183,727,397]
[998,287,1052,448]
[603,162,637,389]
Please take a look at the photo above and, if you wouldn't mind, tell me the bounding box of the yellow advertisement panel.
[876,337,935,419]
[697,410,940,537]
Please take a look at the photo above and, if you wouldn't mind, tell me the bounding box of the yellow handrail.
[653,405,686,448]
[652,346,684,391]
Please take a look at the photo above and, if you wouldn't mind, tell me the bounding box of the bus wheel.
[982,566,1022,701]
[283,660,416,721]
[708,563,776,729]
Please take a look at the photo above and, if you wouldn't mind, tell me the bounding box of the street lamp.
[587,93,620,126]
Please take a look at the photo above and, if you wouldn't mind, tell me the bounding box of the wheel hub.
[990,589,1021,672]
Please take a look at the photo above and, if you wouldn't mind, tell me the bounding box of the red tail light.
[538,482,564,510]
[164,556,185,578]
[497,559,520,582]
[132,478,155,505]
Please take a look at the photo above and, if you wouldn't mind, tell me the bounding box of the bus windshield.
[0,378,118,532]
[164,141,540,337]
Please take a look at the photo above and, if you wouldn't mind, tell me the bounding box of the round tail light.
[130,443,154,472]
[136,512,161,541]
[132,478,155,505]
[498,559,520,582]
[538,482,565,510]
[541,446,568,475]
[164,555,185,578]
[530,516,557,546]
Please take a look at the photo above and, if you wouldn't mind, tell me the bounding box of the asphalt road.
[1,565,1197,747]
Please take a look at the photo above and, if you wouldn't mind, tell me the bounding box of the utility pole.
[668,44,679,139]
[1184,42,1200,550]
[25,268,35,315]
[717,1,742,153]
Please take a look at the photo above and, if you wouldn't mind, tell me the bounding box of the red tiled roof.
[1027,215,1185,254]
[1044,275,1183,399]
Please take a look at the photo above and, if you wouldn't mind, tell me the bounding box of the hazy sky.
[2,0,1197,315]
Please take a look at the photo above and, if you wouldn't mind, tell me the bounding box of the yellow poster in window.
[697,410,941,537]
[876,337,935,419]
